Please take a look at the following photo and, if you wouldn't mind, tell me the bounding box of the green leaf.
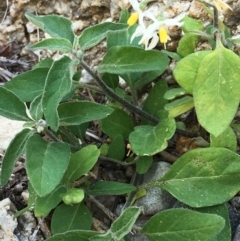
[63,145,100,183]
[134,70,164,89]
[35,185,67,217]
[0,87,30,121]
[79,22,127,50]
[98,46,169,74]
[87,181,136,195]
[107,25,142,50]
[26,135,70,196]
[51,203,92,235]
[33,58,53,69]
[141,208,224,241]
[161,50,182,61]
[164,88,187,100]
[4,68,49,102]
[119,8,130,24]
[29,95,43,120]
[42,56,78,131]
[1,129,34,185]
[129,111,176,155]
[25,12,75,43]
[193,41,240,136]
[111,206,142,241]
[173,50,212,94]
[177,33,199,57]
[102,73,119,89]
[58,101,113,126]
[108,135,125,161]
[100,108,134,139]
[158,147,240,207]
[90,232,112,241]
[29,38,72,52]
[164,96,194,118]
[210,126,237,151]
[136,156,153,174]
[142,80,168,124]
[182,16,204,32]
[198,204,231,241]
[46,230,97,241]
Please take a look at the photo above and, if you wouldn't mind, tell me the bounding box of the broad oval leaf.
[97,46,169,75]
[193,41,240,137]
[198,204,231,241]
[177,33,199,57]
[42,56,78,131]
[158,147,240,207]
[0,87,30,121]
[108,134,125,161]
[4,68,49,102]
[62,145,100,183]
[136,156,153,174]
[100,108,134,139]
[28,38,72,52]
[35,185,67,217]
[87,181,136,196]
[129,111,176,155]
[25,12,75,44]
[58,101,113,126]
[141,208,224,241]
[173,50,212,94]
[79,22,128,51]
[26,135,70,196]
[1,128,34,185]
[51,203,92,235]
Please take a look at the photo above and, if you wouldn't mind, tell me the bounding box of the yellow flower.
[127,12,139,26]
[159,25,171,49]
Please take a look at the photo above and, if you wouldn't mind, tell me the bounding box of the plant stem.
[80,60,160,124]
[98,156,138,166]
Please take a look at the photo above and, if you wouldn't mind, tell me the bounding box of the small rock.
[135,161,176,215]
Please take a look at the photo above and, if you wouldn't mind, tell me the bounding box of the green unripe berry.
[62,193,72,205]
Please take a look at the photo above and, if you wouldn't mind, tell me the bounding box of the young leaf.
[111,206,142,241]
[78,22,127,50]
[100,108,134,139]
[45,230,98,241]
[173,50,212,94]
[28,38,73,52]
[193,40,240,137]
[26,135,70,196]
[182,16,204,32]
[210,126,237,152]
[25,12,75,44]
[108,135,125,161]
[158,147,240,207]
[177,33,199,57]
[164,96,194,118]
[141,208,224,241]
[0,87,30,121]
[98,46,169,74]
[34,185,67,217]
[1,128,34,186]
[4,68,49,102]
[58,101,113,126]
[136,156,153,174]
[51,203,92,234]
[29,95,43,120]
[87,181,136,195]
[164,88,187,100]
[42,56,78,131]
[129,111,176,155]
[62,145,100,183]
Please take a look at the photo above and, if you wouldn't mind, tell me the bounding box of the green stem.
[98,156,138,166]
